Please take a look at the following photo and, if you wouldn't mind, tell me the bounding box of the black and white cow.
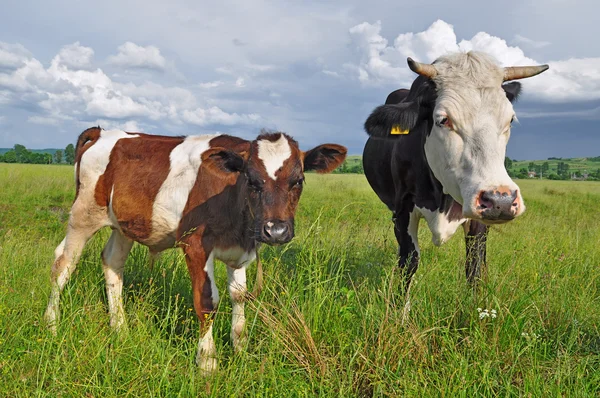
[363,51,548,297]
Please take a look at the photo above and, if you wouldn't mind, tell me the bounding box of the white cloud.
[235,77,245,87]
[81,119,143,132]
[182,106,260,126]
[0,42,32,70]
[54,42,94,70]
[344,19,600,102]
[199,80,224,89]
[513,34,551,50]
[107,42,167,71]
[28,115,63,125]
[0,42,262,132]
[517,106,600,119]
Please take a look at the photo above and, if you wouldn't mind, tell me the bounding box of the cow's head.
[365,51,548,224]
[204,132,346,244]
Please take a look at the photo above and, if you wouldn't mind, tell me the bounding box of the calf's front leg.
[183,238,219,375]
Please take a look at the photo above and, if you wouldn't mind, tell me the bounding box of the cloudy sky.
[1,0,598,159]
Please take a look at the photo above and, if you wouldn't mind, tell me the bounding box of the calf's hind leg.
[44,223,98,332]
[102,229,133,331]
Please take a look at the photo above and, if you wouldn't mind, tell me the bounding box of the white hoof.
[197,354,218,376]
[44,307,58,335]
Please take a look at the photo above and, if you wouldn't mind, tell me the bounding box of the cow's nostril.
[478,191,493,210]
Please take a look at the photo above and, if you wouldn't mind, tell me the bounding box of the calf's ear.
[364,101,420,138]
[303,144,347,173]
[201,147,246,173]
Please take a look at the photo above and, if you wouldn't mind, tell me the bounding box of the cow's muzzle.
[261,220,293,245]
[475,187,522,223]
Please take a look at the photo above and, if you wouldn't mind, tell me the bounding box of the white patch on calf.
[205,251,219,308]
[78,130,138,197]
[150,135,218,244]
[416,206,467,246]
[257,134,291,180]
[214,246,256,269]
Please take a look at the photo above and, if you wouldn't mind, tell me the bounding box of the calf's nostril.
[263,225,272,237]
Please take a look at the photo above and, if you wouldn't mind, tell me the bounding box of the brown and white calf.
[44,127,346,373]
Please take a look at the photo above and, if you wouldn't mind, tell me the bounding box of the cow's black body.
[363,82,489,287]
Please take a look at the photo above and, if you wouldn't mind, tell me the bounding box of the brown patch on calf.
[182,229,215,331]
[94,134,184,241]
[178,141,251,251]
[209,135,250,157]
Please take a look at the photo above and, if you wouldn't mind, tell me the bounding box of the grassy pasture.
[0,163,599,396]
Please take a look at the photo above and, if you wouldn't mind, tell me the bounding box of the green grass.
[1,163,599,396]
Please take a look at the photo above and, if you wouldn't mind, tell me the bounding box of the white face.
[424,85,525,223]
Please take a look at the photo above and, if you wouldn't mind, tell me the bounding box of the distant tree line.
[334,160,364,174]
[0,143,75,165]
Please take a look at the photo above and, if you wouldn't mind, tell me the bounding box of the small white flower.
[477,308,497,320]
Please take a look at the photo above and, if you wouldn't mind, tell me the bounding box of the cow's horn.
[407,58,437,78]
[503,65,549,81]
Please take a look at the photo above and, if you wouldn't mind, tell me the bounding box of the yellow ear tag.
[390,125,409,135]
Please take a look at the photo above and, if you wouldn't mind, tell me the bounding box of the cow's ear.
[503,82,522,103]
[201,147,246,173]
[364,101,420,138]
[303,144,347,173]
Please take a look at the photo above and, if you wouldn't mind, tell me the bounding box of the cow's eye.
[292,177,304,188]
[437,116,452,128]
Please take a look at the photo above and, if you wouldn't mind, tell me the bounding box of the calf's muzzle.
[261,220,292,244]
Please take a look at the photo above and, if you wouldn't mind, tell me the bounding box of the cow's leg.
[227,265,248,353]
[101,229,133,331]
[184,240,219,375]
[464,220,488,285]
[44,223,98,332]
[394,205,421,289]
[393,204,420,323]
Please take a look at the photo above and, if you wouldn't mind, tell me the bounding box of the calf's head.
[204,132,346,244]
[365,51,548,224]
